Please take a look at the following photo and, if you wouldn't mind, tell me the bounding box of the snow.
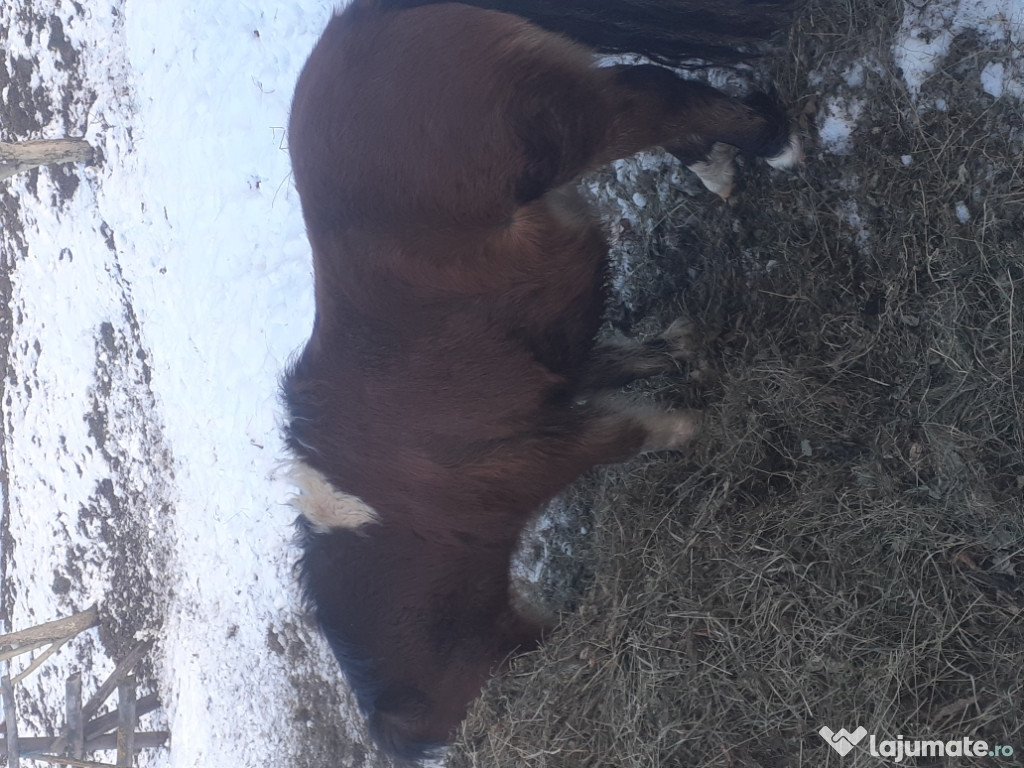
[816,0,1023,160]
[2,1,359,766]
[818,97,863,155]
[981,60,1006,97]
[895,0,1024,100]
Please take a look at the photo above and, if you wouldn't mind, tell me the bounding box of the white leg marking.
[765,133,803,169]
[288,461,380,532]
[640,409,703,453]
[658,318,699,362]
[687,142,737,200]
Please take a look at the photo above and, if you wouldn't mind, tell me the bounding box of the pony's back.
[357,0,798,64]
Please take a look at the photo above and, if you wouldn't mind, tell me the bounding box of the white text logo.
[818,726,1015,762]
[819,726,868,756]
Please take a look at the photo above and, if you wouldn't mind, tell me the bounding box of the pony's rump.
[358,0,799,64]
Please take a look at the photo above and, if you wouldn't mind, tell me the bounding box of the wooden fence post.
[0,612,168,767]
[66,673,85,759]
[0,606,99,662]
[2,674,22,768]
[115,678,135,768]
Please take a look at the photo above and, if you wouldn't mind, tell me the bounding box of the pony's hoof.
[658,319,700,362]
[687,142,737,200]
[642,408,703,452]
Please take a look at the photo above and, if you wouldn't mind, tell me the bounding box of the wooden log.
[1,755,119,768]
[99,730,168,750]
[0,607,99,658]
[7,754,119,768]
[84,694,160,740]
[0,732,168,754]
[0,139,95,182]
[0,639,49,664]
[1,674,21,767]
[115,679,135,768]
[12,693,160,756]
[80,639,153,723]
[12,636,73,686]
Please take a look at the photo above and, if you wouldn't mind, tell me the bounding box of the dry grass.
[446,1,1024,765]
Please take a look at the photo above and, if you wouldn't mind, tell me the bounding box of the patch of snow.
[895,0,1024,101]
[818,97,864,155]
[982,61,1006,97]
[837,199,872,253]
[844,61,867,88]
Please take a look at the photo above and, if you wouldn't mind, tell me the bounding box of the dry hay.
[447,0,1024,765]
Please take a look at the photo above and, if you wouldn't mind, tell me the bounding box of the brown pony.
[283,0,800,760]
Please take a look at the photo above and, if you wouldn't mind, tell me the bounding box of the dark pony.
[283,0,799,760]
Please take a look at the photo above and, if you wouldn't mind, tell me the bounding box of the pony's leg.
[579,320,699,392]
[514,62,798,202]
[595,65,800,198]
[631,403,704,454]
[568,396,703,465]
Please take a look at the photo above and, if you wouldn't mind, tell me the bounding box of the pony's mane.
[293,516,444,762]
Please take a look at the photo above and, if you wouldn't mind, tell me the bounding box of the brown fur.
[283,0,796,760]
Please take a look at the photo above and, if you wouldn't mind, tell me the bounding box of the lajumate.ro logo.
[819,725,1016,762]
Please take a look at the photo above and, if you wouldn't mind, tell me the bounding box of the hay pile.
[448,1,1024,765]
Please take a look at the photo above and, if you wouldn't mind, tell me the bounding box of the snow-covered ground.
[1,2,369,766]
[896,0,1023,101]
[2,0,1022,766]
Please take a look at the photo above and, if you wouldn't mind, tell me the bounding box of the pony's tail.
[358,0,799,65]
